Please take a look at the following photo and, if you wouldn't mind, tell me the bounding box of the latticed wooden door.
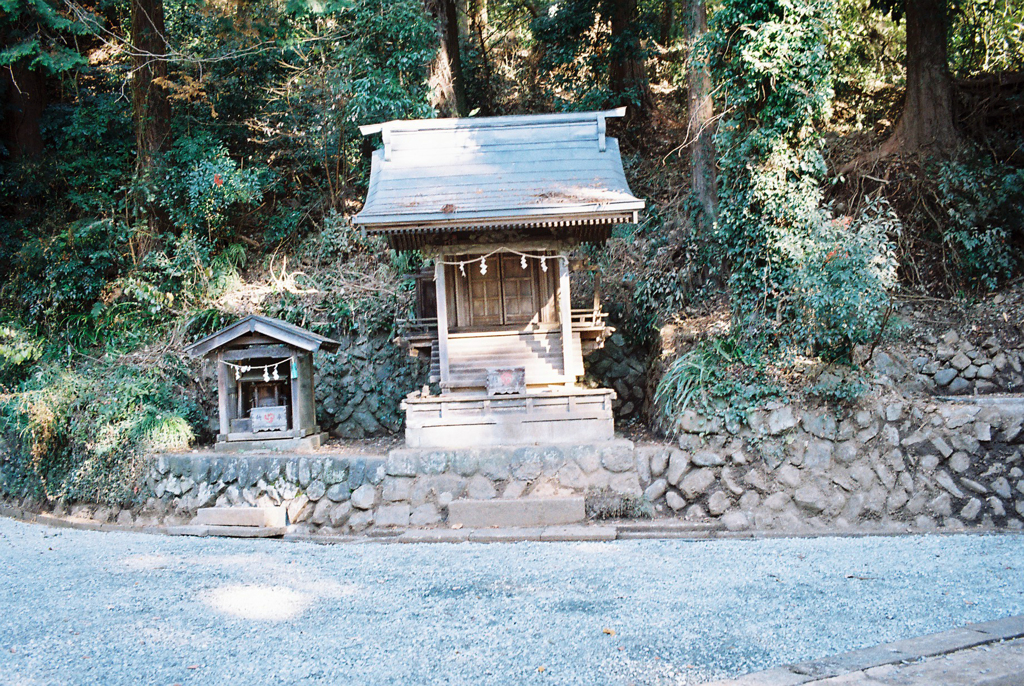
[500,255,536,324]
[467,255,539,326]
[469,260,503,326]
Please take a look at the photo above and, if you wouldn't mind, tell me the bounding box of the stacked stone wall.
[877,329,1024,396]
[635,397,1024,532]
[313,332,428,438]
[129,443,645,534]
[584,332,650,421]
[10,394,1024,536]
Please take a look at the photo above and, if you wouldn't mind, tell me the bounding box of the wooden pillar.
[434,257,451,392]
[216,354,230,436]
[558,254,574,386]
[290,354,301,435]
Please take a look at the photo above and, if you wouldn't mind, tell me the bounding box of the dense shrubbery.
[708,0,898,361]
[934,155,1024,290]
[0,355,203,505]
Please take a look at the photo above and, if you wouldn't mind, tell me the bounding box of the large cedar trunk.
[1,62,47,160]
[130,0,171,170]
[686,0,716,223]
[843,0,958,171]
[427,0,467,117]
[130,0,171,250]
[889,0,958,154]
[607,0,654,118]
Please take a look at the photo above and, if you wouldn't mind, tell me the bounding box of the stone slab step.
[447,497,585,528]
[616,521,721,533]
[194,506,287,528]
[167,525,287,538]
[213,433,327,454]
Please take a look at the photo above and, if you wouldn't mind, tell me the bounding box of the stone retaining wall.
[12,392,1024,536]
[638,395,1024,532]
[583,332,650,421]
[313,332,427,438]
[132,442,644,534]
[877,329,1024,396]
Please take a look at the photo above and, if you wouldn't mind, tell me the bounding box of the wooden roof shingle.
[353,108,644,240]
[184,315,340,358]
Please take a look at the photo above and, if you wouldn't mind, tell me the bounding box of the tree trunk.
[427,0,467,117]
[607,0,654,118]
[470,0,494,115]
[686,0,716,224]
[841,0,958,172]
[130,0,171,251]
[892,0,958,154]
[130,0,171,171]
[1,62,47,160]
[660,0,675,46]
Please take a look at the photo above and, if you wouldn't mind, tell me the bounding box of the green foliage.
[654,337,782,432]
[156,133,266,237]
[779,197,899,359]
[5,218,129,335]
[830,0,905,100]
[0,0,92,74]
[531,0,655,111]
[0,323,43,386]
[708,0,897,359]
[0,355,203,506]
[948,0,1024,77]
[933,155,1024,290]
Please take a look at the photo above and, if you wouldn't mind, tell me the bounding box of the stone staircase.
[169,506,288,538]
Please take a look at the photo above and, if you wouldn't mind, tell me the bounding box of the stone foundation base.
[402,389,616,448]
[214,432,327,453]
[26,393,1024,537]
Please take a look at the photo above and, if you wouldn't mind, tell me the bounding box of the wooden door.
[465,255,541,327]
[500,255,537,324]
[468,260,503,326]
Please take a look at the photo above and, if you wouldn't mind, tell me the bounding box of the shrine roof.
[352,108,644,246]
[184,315,340,358]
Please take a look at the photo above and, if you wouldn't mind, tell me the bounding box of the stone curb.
[4,503,1024,544]
[703,615,1024,686]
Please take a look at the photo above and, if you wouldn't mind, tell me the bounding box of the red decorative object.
[214,173,223,187]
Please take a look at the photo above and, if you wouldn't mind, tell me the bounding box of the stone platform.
[402,388,616,448]
[214,432,328,453]
[142,441,639,535]
[135,391,1024,537]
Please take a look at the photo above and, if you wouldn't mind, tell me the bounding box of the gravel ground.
[2,518,1024,686]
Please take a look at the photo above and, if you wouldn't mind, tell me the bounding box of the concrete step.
[616,520,721,534]
[194,506,287,528]
[447,497,585,528]
[167,525,287,538]
[397,525,616,544]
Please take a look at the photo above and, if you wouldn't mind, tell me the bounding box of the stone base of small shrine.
[402,387,616,449]
[214,430,328,454]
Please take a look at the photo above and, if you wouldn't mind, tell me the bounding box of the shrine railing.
[570,309,608,330]
[397,317,439,339]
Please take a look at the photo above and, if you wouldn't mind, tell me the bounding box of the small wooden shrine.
[184,315,340,452]
[353,108,645,448]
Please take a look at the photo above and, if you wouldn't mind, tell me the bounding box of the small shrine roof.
[353,108,644,247]
[184,315,340,358]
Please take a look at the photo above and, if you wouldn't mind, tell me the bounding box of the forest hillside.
[1,0,1022,505]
